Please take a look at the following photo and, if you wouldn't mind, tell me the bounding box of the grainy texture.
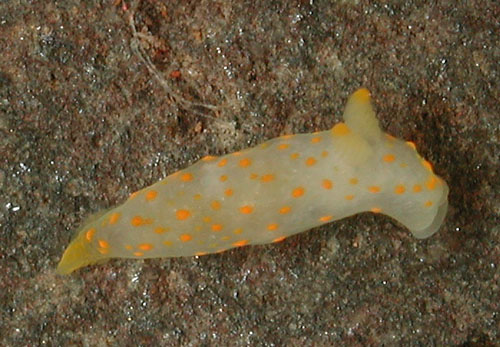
[0,0,498,345]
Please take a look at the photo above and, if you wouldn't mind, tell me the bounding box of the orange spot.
[319,215,333,222]
[349,178,358,185]
[305,157,317,166]
[211,224,223,232]
[261,174,275,182]
[290,153,300,159]
[345,194,355,200]
[109,213,120,224]
[85,228,96,242]
[267,223,279,231]
[239,205,254,214]
[394,185,406,194]
[426,176,438,190]
[292,187,305,198]
[202,155,216,162]
[98,240,109,249]
[281,134,294,139]
[211,200,221,210]
[176,209,191,220]
[97,248,109,255]
[145,190,158,201]
[125,245,133,250]
[133,252,144,257]
[220,175,228,182]
[311,137,322,143]
[371,207,382,213]
[424,201,433,207]
[239,158,252,168]
[154,227,169,234]
[130,216,143,227]
[369,186,381,193]
[278,144,289,150]
[193,193,202,200]
[163,241,173,246]
[322,179,333,190]
[225,188,233,196]
[180,234,192,242]
[413,184,423,193]
[233,228,243,234]
[406,141,417,150]
[383,154,395,163]
[332,123,350,136]
[233,240,249,247]
[203,216,212,223]
[129,191,139,200]
[279,206,291,214]
[138,243,153,251]
[273,236,286,243]
[131,216,153,226]
[195,252,207,256]
[180,173,194,182]
[422,160,433,172]
[321,151,329,157]
[218,159,228,167]
[386,134,396,141]
[232,151,242,156]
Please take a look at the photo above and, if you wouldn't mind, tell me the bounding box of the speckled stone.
[0,0,498,345]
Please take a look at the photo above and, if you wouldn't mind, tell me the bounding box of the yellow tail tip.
[56,237,107,275]
[352,88,371,103]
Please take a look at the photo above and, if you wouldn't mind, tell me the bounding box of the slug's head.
[376,138,449,239]
[343,88,449,238]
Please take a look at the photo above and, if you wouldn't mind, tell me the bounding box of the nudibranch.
[57,88,449,274]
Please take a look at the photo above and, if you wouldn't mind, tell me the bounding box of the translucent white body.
[57,89,449,274]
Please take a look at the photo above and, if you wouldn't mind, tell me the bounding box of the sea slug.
[57,88,449,274]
